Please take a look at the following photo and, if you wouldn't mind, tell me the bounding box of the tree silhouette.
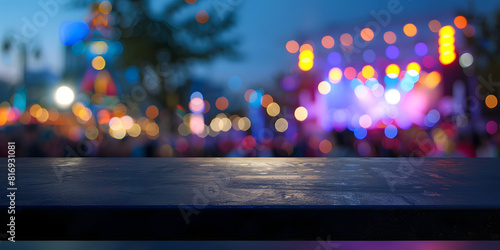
[72,0,240,113]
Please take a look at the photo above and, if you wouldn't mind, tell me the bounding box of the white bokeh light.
[384,89,401,105]
[54,86,75,107]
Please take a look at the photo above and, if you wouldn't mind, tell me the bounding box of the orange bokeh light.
[321,36,335,49]
[360,28,374,41]
[454,16,467,29]
[286,40,299,53]
[195,10,209,23]
[403,23,417,37]
[146,105,159,119]
[215,96,229,111]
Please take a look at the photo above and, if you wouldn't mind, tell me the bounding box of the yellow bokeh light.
[299,50,314,62]
[266,102,280,117]
[275,118,288,132]
[127,123,142,137]
[90,41,108,55]
[385,64,400,78]
[294,106,308,122]
[485,95,498,109]
[439,52,456,65]
[30,104,41,117]
[99,1,112,14]
[109,117,122,130]
[361,65,375,79]
[120,115,134,130]
[318,81,331,95]
[238,117,251,131]
[146,122,160,137]
[360,28,374,41]
[406,62,421,76]
[439,25,455,38]
[403,23,417,37]
[438,36,455,46]
[36,108,49,123]
[298,60,313,71]
[92,56,106,70]
[110,127,126,140]
[85,126,99,140]
[298,49,314,71]
[328,67,342,84]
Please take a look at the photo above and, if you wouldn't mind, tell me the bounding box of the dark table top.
[5,157,500,206]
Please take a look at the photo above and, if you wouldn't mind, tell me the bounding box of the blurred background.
[0,0,499,157]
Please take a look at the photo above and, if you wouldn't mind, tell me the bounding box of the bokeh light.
[266,102,280,117]
[294,106,308,121]
[189,97,205,113]
[328,67,343,83]
[386,45,399,59]
[261,94,274,108]
[424,71,442,89]
[344,67,357,80]
[360,28,374,41]
[361,65,375,79]
[215,96,229,111]
[286,40,299,53]
[319,140,332,154]
[454,15,467,29]
[459,53,474,68]
[54,86,75,107]
[363,49,376,63]
[383,31,396,44]
[403,23,417,37]
[275,118,288,132]
[385,89,401,105]
[384,125,398,139]
[318,81,331,95]
[486,120,498,135]
[91,56,106,70]
[428,19,441,33]
[359,114,372,128]
[321,35,335,49]
[485,95,498,109]
[340,33,353,46]
[385,64,400,78]
[195,10,209,23]
[414,42,428,56]
[146,105,159,119]
[406,62,421,76]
